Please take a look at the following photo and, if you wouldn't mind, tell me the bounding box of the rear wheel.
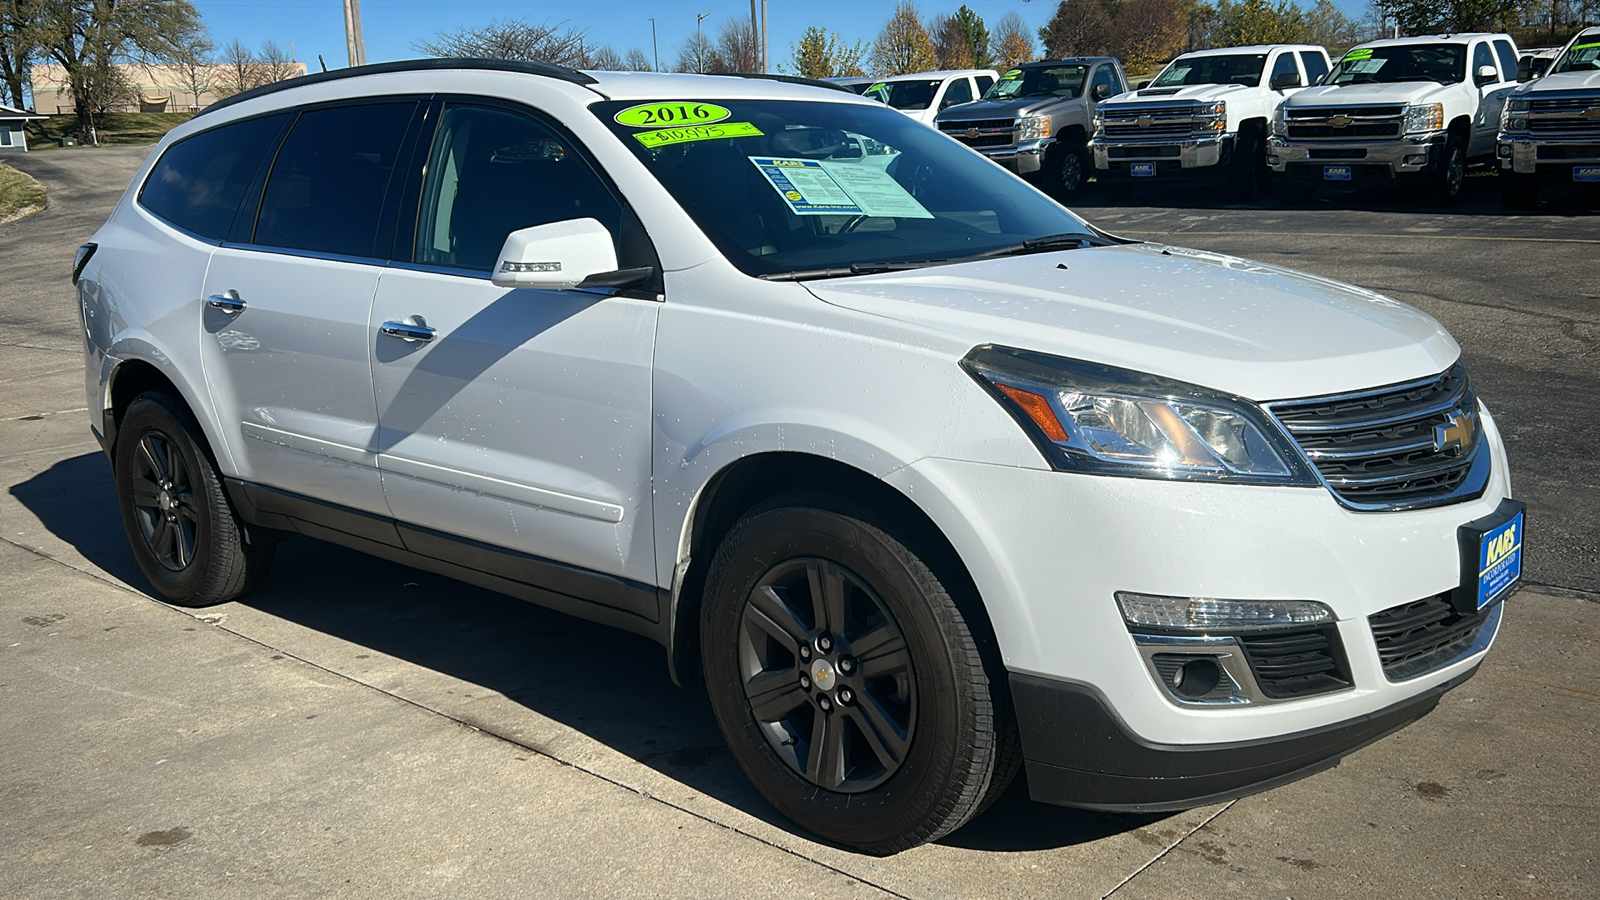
[701,497,999,854]
[114,392,274,606]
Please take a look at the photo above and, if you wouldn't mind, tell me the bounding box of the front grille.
[1289,105,1406,118]
[1529,118,1600,135]
[941,118,1013,131]
[1308,148,1368,159]
[1536,144,1600,159]
[1285,106,1403,141]
[1369,594,1489,680]
[1268,363,1484,509]
[1237,626,1352,699]
[1101,105,1202,141]
[1108,145,1181,158]
[1287,123,1399,139]
[1530,96,1600,111]
[1105,122,1194,138]
[940,119,1017,150]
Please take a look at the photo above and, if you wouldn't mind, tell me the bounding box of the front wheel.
[701,498,1000,854]
[1432,134,1467,205]
[1044,142,1089,200]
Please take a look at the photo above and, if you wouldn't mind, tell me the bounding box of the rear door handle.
[379,316,436,343]
[206,290,246,314]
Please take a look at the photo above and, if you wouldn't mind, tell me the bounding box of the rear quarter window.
[137,114,288,240]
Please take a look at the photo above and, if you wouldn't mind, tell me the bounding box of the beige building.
[30,60,308,114]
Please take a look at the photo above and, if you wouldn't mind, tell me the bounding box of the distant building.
[29,61,308,115]
[1,103,47,152]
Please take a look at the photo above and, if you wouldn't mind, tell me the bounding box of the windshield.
[1551,37,1600,74]
[1325,44,1466,85]
[985,65,1089,100]
[1151,54,1268,87]
[594,99,1100,279]
[864,80,941,110]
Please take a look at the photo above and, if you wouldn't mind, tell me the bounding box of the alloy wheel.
[128,430,200,570]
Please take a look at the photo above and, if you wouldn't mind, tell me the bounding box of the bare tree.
[257,38,299,84]
[586,44,625,70]
[716,17,759,71]
[675,30,719,73]
[165,32,215,109]
[0,0,39,110]
[215,38,262,96]
[415,17,589,66]
[624,47,653,71]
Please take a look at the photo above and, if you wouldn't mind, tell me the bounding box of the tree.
[991,12,1035,70]
[257,39,298,84]
[715,17,759,72]
[1303,0,1356,48]
[872,1,937,75]
[415,17,589,66]
[1040,0,1116,59]
[586,45,624,70]
[164,31,215,110]
[1373,0,1518,34]
[1,0,39,110]
[623,47,652,71]
[675,30,719,73]
[952,5,992,68]
[931,14,974,69]
[215,38,262,97]
[1112,0,1188,70]
[31,0,204,141]
[788,26,867,78]
[1212,0,1306,46]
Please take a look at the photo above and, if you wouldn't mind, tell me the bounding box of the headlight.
[1092,110,1105,135]
[1019,114,1052,141]
[1501,96,1531,132]
[1194,101,1227,132]
[962,346,1317,484]
[1402,103,1444,134]
[1116,592,1334,631]
[1272,106,1287,137]
[1505,96,1532,112]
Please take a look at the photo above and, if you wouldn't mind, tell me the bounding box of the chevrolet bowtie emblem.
[1434,410,1477,455]
[965,127,980,138]
[1328,114,1353,127]
[1136,115,1154,127]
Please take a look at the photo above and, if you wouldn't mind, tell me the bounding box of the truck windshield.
[864,80,941,110]
[1551,38,1600,74]
[985,65,1089,100]
[1324,45,1467,85]
[593,98,1102,280]
[1151,54,1268,87]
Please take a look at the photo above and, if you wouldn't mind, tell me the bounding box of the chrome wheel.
[739,558,916,792]
[128,430,199,571]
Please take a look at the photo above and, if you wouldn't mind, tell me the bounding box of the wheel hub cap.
[810,658,837,692]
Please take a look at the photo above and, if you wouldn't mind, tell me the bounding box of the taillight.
[72,243,97,285]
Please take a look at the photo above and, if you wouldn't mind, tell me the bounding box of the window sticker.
[748,156,933,218]
[1001,69,1022,80]
[614,102,731,128]
[1161,65,1192,82]
[1343,48,1374,61]
[633,122,763,148]
[1347,58,1386,74]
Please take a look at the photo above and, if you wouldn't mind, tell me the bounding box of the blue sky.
[191,0,1373,73]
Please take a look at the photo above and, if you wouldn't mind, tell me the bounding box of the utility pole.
[750,0,760,72]
[648,18,659,71]
[343,0,367,68]
[761,0,768,74]
[697,12,710,73]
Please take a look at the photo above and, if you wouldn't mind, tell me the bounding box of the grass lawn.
[0,161,47,222]
[25,111,194,150]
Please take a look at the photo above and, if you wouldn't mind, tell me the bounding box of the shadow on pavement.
[12,450,1160,854]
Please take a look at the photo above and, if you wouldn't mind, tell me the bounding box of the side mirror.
[1476,64,1499,84]
[1092,82,1112,101]
[1134,80,1150,90]
[1517,57,1533,82]
[1270,71,1302,90]
[492,218,618,290]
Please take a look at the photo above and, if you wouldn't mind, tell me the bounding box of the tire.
[700,496,999,854]
[1227,129,1265,201]
[1045,140,1089,201]
[1433,134,1467,205]
[114,392,274,606]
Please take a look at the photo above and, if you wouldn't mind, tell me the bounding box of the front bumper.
[963,137,1054,175]
[1090,134,1233,179]
[1497,134,1600,180]
[1267,131,1446,182]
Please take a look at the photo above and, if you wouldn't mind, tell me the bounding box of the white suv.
[77,60,1523,854]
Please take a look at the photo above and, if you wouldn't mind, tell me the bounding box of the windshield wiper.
[961,232,1097,261]
[758,259,949,282]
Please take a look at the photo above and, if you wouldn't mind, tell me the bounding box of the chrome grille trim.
[1098,104,1205,141]
[1284,105,1404,142]
[1266,363,1492,512]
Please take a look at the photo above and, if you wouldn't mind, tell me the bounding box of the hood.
[1104,83,1256,105]
[801,243,1458,402]
[1518,70,1600,93]
[1285,81,1450,106]
[937,96,1061,121]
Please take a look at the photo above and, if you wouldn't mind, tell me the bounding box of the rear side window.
[1300,51,1329,85]
[252,102,416,259]
[139,114,287,240]
[1493,40,1518,80]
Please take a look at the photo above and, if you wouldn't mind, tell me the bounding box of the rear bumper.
[1091,134,1233,179]
[1013,660,1484,812]
[1267,133,1446,183]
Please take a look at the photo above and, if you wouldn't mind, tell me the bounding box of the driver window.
[1271,52,1299,85]
[1473,42,1498,83]
[415,104,623,272]
[942,77,973,108]
[1091,65,1116,97]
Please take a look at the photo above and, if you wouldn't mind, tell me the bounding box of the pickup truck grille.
[1267,363,1484,509]
[1284,105,1404,141]
[1368,594,1490,681]
[1527,117,1600,135]
[939,119,1017,150]
[1529,96,1600,112]
[1099,105,1201,140]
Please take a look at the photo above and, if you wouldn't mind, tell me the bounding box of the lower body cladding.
[1091,133,1233,182]
[961,137,1054,176]
[1267,133,1445,187]
[884,417,1515,811]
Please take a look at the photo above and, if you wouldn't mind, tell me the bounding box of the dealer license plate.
[1129,162,1156,177]
[1455,500,1525,612]
[1323,165,1352,181]
[1574,165,1600,182]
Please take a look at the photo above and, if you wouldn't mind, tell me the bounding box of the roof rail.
[197,57,599,119]
[725,72,858,93]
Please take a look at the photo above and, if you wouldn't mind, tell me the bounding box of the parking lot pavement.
[3,151,1598,898]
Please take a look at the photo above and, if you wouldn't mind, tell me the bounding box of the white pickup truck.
[1268,33,1521,203]
[1497,25,1600,207]
[1091,44,1330,199]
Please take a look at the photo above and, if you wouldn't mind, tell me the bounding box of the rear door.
[1471,40,1514,155]
[198,100,418,516]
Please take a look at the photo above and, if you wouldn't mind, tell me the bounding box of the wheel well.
[1055,123,1087,149]
[108,360,182,439]
[668,452,1004,699]
[1448,116,1472,141]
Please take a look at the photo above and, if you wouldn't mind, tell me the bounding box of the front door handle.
[379,316,436,343]
[206,290,246,314]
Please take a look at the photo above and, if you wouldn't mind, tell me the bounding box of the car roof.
[1355,33,1512,48]
[1013,57,1116,67]
[1176,44,1325,57]
[867,69,999,82]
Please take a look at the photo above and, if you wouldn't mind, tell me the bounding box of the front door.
[369,101,660,606]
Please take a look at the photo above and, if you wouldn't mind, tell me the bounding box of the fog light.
[1171,657,1222,698]
[1116,591,1333,631]
[1266,154,1280,166]
[1498,144,1513,158]
[1404,154,1429,166]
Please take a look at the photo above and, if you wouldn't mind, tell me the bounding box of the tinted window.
[1326,44,1466,85]
[1493,40,1518,80]
[1473,42,1498,83]
[139,114,287,240]
[1091,65,1117,96]
[1152,54,1266,88]
[253,103,414,258]
[987,65,1089,99]
[1300,51,1329,85]
[1270,52,1300,85]
[415,104,623,272]
[941,77,973,108]
[975,74,995,94]
[865,80,941,111]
